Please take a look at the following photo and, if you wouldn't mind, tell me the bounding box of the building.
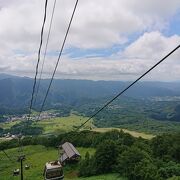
[59,142,81,164]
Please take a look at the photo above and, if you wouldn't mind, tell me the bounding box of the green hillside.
[0,145,124,179]
[0,114,155,140]
[0,145,96,180]
[0,130,180,180]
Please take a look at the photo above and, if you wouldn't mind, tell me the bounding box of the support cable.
[76,44,180,131]
[27,0,48,120]
[34,0,57,106]
[37,0,79,120]
[2,150,15,163]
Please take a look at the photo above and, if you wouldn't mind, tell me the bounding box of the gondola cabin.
[13,169,20,176]
[43,161,64,180]
[25,164,30,170]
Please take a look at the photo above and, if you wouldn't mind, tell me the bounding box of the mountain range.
[0,73,180,109]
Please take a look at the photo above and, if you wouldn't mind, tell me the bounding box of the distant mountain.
[0,73,21,80]
[0,73,180,110]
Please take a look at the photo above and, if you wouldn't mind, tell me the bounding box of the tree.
[79,152,96,177]
[116,146,151,178]
[0,127,3,136]
[95,140,119,174]
[158,161,180,179]
[133,159,161,180]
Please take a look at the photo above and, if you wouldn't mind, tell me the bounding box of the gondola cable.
[76,44,180,131]
[14,1,49,179]
[33,0,57,107]
[27,0,48,121]
[2,150,15,163]
[36,0,79,120]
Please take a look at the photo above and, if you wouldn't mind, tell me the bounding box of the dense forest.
[0,130,180,179]
[1,73,180,110]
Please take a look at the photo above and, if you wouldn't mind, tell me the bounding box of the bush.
[133,159,161,180]
[116,146,152,177]
[158,161,180,179]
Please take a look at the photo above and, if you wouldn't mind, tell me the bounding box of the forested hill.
[0,73,180,133]
[0,73,180,109]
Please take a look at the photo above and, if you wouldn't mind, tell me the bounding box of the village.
[3,111,60,123]
[0,111,61,139]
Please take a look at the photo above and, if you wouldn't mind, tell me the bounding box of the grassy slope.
[73,174,125,180]
[0,114,154,139]
[0,145,96,180]
[36,114,93,134]
[0,120,20,129]
[93,128,155,139]
[36,115,154,139]
[0,114,93,135]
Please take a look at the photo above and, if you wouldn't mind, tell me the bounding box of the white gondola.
[13,169,20,176]
[43,161,64,180]
[25,164,30,170]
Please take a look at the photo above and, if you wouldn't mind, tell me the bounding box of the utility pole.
[17,133,25,180]
[18,155,25,180]
[20,156,23,180]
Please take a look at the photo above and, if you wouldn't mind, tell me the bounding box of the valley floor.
[0,114,155,140]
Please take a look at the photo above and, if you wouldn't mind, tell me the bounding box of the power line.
[27,0,48,120]
[18,135,24,156]
[2,150,15,163]
[34,0,57,107]
[16,2,49,178]
[37,0,79,119]
[76,44,180,131]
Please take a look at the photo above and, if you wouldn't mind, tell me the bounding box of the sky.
[0,0,180,81]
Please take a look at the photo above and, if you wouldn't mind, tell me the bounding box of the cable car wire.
[76,44,180,131]
[34,0,57,106]
[15,1,49,175]
[37,0,79,120]
[2,150,15,163]
[27,0,48,121]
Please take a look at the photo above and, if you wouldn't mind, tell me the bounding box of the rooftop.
[46,161,62,170]
[61,142,80,159]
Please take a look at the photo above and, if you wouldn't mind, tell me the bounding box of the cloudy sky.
[0,0,180,81]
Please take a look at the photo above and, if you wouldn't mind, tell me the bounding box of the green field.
[72,174,125,180]
[0,114,155,140]
[0,145,126,179]
[0,145,96,180]
[93,128,155,139]
[0,120,21,129]
[35,115,154,139]
[0,114,93,135]
[36,114,93,134]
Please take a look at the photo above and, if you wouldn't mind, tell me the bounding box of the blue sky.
[164,11,180,36]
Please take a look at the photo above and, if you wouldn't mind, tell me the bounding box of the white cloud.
[122,31,180,61]
[0,0,180,50]
[1,31,180,82]
[0,0,180,81]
